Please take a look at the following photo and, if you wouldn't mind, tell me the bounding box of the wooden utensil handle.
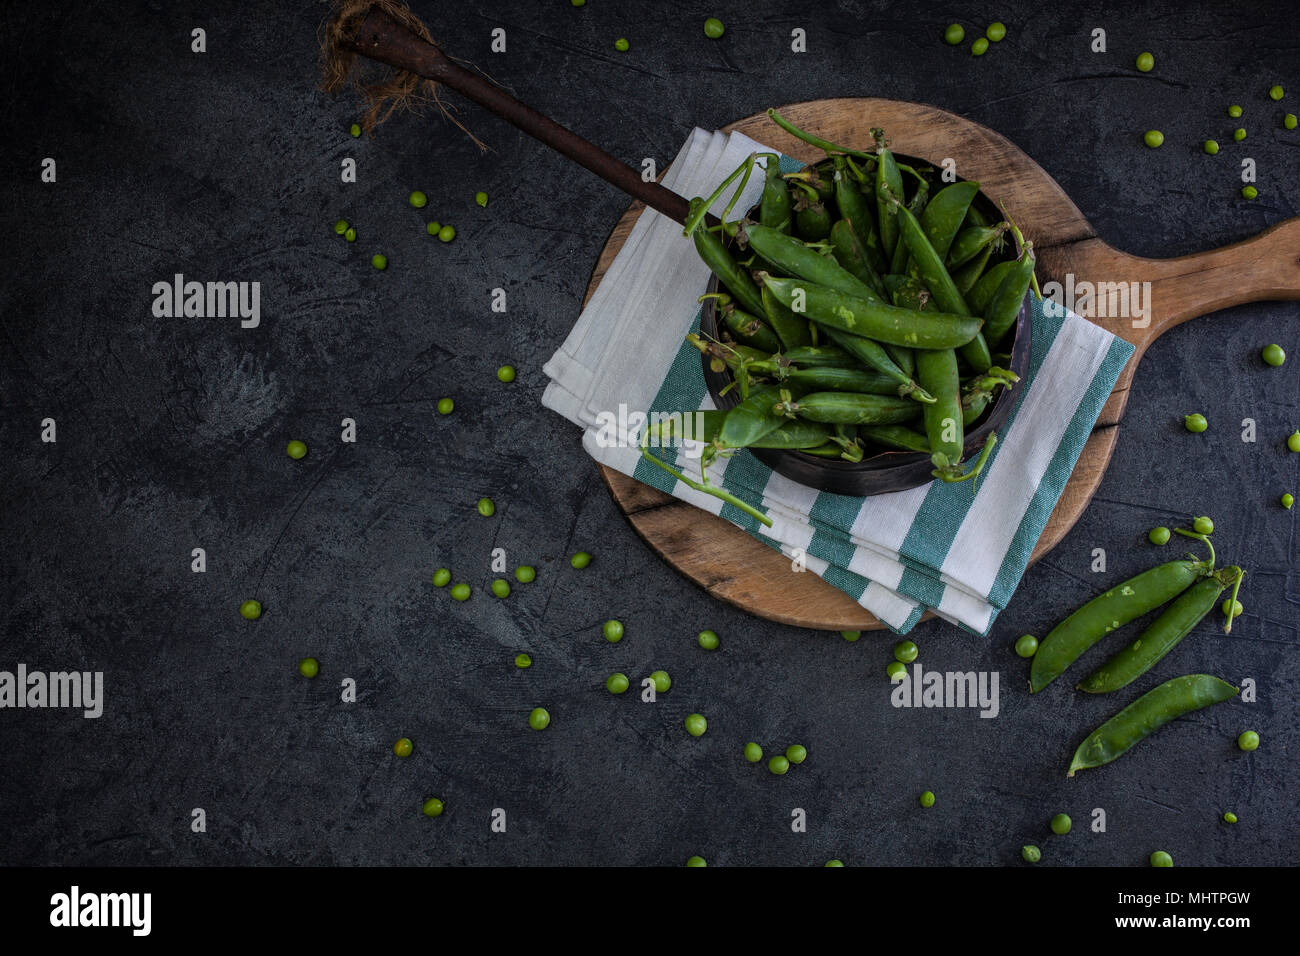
[342,4,693,225]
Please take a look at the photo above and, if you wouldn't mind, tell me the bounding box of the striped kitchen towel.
[542,128,1134,634]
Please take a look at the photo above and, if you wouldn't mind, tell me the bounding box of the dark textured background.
[0,0,1295,867]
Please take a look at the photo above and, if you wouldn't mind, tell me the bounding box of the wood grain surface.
[585,98,1300,631]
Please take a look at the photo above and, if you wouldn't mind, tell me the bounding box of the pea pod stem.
[682,152,780,238]
[1223,568,1245,634]
[1173,528,1216,570]
[766,108,875,160]
[638,430,773,527]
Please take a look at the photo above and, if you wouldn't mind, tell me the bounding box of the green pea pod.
[758,274,984,350]
[719,384,787,447]
[746,418,833,449]
[691,214,767,317]
[915,348,963,473]
[1029,558,1215,693]
[800,442,851,458]
[916,181,980,262]
[760,284,813,350]
[722,305,782,353]
[793,186,832,241]
[828,220,887,299]
[884,344,915,380]
[781,345,859,368]
[952,243,994,296]
[946,223,1009,269]
[983,244,1036,348]
[963,203,990,228]
[817,327,934,402]
[860,424,931,453]
[1078,568,1243,694]
[832,160,877,238]
[775,390,922,426]
[781,366,908,395]
[891,276,933,313]
[759,161,793,234]
[874,129,904,262]
[1067,674,1239,776]
[965,259,1020,315]
[740,223,881,301]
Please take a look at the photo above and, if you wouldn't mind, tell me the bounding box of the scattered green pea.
[438,224,456,243]
[1050,813,1072,835]
[571,0,585,6]
[515,565,536,583]
[515,653,531,669]
[825,859,844,867]
[1223,811,1238,824]
[477,497,495,517]
[344,227,356,242]
[422,797,444,817]
[649,670,671,693]
[697,629,719,650]
[298,657,319,678]
[971,36,989,56]
[1233,127,1246,141]
[1014,634,1039,658]
[893,640,919,664]
[840,630,860,642]
[1286,113,1298,130]
[491,578,510,599]
[1228,104,1243,118]
[240,599,262,620]
[684,713,707,737]
[943,23,964,45]
[1184,413,1208,433]
[426,221,442,236]
[1150,850,1173,867]
[409,190,427,209]
[1203,139,1219,155]
[1289,430,1300,453]
[450,583,471,601]
[744,742,763,763]
[570,551,592,569]
[1192,516,1214,535]
[1269,84,1284,101]
[785,744,807,765]
[986,22,1006,42]
[1242,185,1258,200]
[768,755,790,775]
[1143,129,1164,148]
[703,17,725,39]
[475,191,488,207]
[605,672,629,694]
[432,568,451,587]
[350,123,361,137]
[437,397,454,415]
[286,439,308,460]
[685,855,706,867]
[528,707,550,731]
[497,365,516,383]
[1021,845,1041,863]
[371,253,388,270]
[1261,344,1286,366]
[1237,730,1260,751]
[1148,526,1171,546]
[602,619,624,643]
[919,790,935,808]
[886,661,907,680]
[1135,51,1154,72]
[334,218,348,235]
[614,37,629,52]
[1221,598,1243,618]
[1281,493,1294,510]
[393,737,413,757]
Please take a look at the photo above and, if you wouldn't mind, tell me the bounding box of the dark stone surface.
[0,0,1295,866]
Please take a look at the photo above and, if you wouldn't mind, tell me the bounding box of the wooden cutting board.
[586,98,1300,631]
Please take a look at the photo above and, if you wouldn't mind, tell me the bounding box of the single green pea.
[286,439,308,460]
[840,630,860,642]
[438,224,456,242]
[298,657,319,678]
[986,22,1006,42]
[1289,430,1300,453]
[1192,516,1214,535]
[785,744,807,765]
[350,123,361,137]
[1184,412,1208,433]
[422,797,444,818]
[477,497,495,517]
[1148,526,1171,546]
[971,36,989,56]
[1135,51,1154,72]
[1221,598,1243,618]
[1050,813,1072,835]
[1203,139,1219,155]
[393,737,413,758]
[943,23,964,45]
[334,218,348,235]
[685,855,706,867]
[1286,113,1298,130]
[528,707,550,731]
[240,599,262,620]
[515,653,531,669]
[703,17,725,39]
[919,790,935,808]
[1237,730,1260,751]
[602,619,624,643]
[515,565,536,583]
[571,0,585,6]
[344,227,356,242]
[1281,493,1294,510]
[1233,127,1246,141]
[437,397,454,415]
[825,859,844,867]
[432,568,451,587]
[605,672,629,694]
[614,37,629,52]
[1150,850,1173,867]
[649,670,671,693]
[426,221,442,236]
[1261,344,1286,366]
[744,742,763,763]
[1021,845,1041,863]
[570,551,592,569]
[371,253,388,270]
[1228,104,1243,118]
[1143,129,1164,148]
[450,583,471,601]
[1269,84,1284,101]
[886,661,907,680]
[491,578,510,599]
[1014,634,1039,658]
[497,365,516,383]
[684,713,707,737]
[697,629,720,650]
[893,640,919,664]
[409,190,427,209]
[768,755,790,775]
[1242,185,1258,200]
[475,191,488,207]
[1223,811,1238,824]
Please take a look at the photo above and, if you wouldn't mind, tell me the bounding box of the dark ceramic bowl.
[699,158,1032,496]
